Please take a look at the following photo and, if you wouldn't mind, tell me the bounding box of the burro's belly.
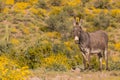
[82,47,103,54]
[90,49,102,54]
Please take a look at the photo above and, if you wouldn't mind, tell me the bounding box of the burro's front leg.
[81,52,90,70]
[81,52,87,70]
[83,56,87,70]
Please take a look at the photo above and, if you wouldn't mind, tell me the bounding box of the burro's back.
[89,30,108,51]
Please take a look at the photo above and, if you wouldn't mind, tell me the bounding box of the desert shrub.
[81,0,89,6]
[14,33,82,70]
[14,0,29,3]
[29,0,38,5]
[46,15,58,31]
[30,7,39,14]
[109,55,120,70]
[86,14,95,22]
[0,13,5,21]
[93,11,110,29]
[90,56,99,70]
[10,38,20,45]
[94,0,111,9]
[62,6,74,16]
[109,61,120,70]
[49,6,62,15]
[85,9,95,22]
[5,0,14,5]
[63,41,83,68]
[49,0,61,6]
[110,9,120,24]
[52,43,66,54]
[41,32,61,40]
[42,54,71,71]
[24,47,43,69]
[70,54,83,69]
[67,0,81,6]
[110,20,120,28]
[114,42,120,51]
[0,0,5,13]
[46,11,71,34]
[37,0,47,9]
[0,55,31,80]
[14,2,30,13]
[24,40,52,69]
[76,8,85,19]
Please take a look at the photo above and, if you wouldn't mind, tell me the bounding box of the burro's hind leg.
[98,53,102,70]
[104,49,108,70]
[87,53,91,70]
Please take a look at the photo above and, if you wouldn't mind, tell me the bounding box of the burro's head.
[72,17,83,44]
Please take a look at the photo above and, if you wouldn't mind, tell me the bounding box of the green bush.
[49,0,61,6]
[109,55,120,70]
[0,55,31,80]
[23,40,53,69]
[16,38,83,70]
[46,11,71,37]
[37,0,47,9]
[90,56,99,70]
[109,61,120,70]
[81,0,89,6]
[63,6,74,16]
[0,0,5,13]
[93,11,110,29]
[94,0,111,9]
[42,54,71,71]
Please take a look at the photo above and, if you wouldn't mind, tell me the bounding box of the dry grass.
[30,69,120,80]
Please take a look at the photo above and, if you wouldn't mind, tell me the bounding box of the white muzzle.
[74,36,79,41]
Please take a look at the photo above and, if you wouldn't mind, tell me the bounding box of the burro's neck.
[79,30,90,48]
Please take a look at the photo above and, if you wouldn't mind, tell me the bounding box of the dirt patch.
[31,69,120,80]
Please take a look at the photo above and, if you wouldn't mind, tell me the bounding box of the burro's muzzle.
[74,36,79,44]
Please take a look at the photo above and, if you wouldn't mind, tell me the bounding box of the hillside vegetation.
[0,0,120,79]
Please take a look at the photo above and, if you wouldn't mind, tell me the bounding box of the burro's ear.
[79,19,83,26]
[73,16,77,26]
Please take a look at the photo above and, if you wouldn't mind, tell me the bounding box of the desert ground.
[30,69,120,80]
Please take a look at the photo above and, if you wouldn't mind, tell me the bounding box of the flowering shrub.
[48,0,61,6]
[0,55,31,80]
[49,6,62,15]
[92,8,101,14]
[42,54,71,71]
[109,55,120,70]
[44,32,61,39]
[30,7,39,14]
[38,8,47,17]
[114,42,120,51]
[14,2,30,13]
[10,38,20,45]
[3,7,9,13]
[67,0,81,6]
[29,0,38,4]
[22,28,30,34]
[110,9,120,18]
[10,28,18,33]
[5,0,14,5]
